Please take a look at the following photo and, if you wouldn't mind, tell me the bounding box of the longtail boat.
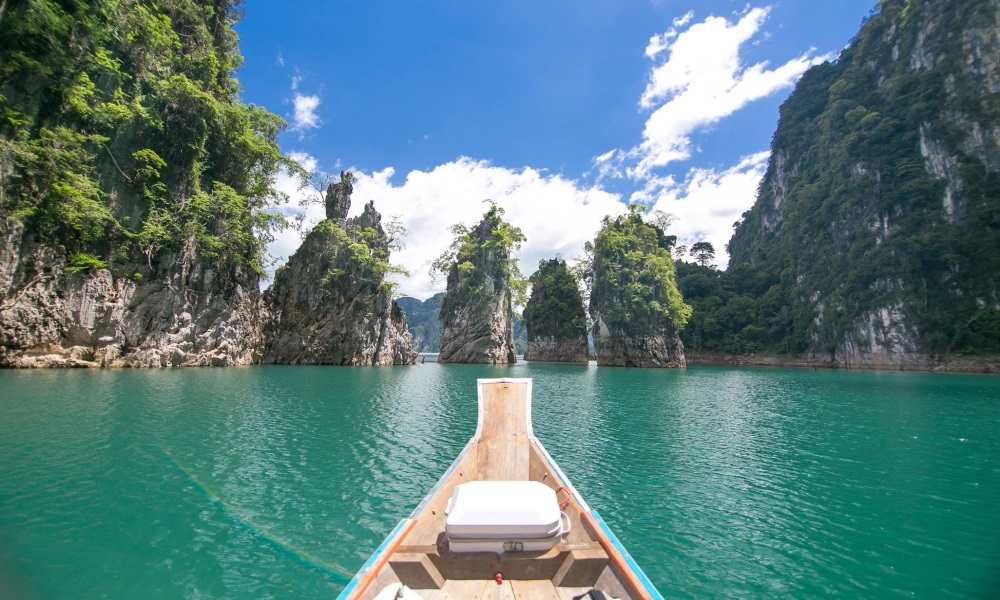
[338,378,663,600]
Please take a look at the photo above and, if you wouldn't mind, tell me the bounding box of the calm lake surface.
[1,363,998,599]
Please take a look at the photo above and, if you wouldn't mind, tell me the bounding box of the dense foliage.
[523,258,587,341]
[0,0,292,279]
[675,259,790,354]
[587,205,691,333]
[310,217,404,295]
[722,0,1000,355]
[433,204,527,317]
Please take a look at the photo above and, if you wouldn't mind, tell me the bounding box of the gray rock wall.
[591,313,685,368]
[260,178,416,365]
[0,219,260,367]
[523,335,588,363]
[438,288,516,364]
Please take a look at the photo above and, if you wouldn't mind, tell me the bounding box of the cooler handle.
[559,511,572,536]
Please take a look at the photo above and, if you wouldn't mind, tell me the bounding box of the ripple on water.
[1,365,999,598]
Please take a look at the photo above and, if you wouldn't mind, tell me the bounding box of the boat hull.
[338,378,663,600]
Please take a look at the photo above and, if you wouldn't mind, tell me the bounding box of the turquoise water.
[0,364,998,599]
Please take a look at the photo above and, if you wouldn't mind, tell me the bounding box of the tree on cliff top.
[0,0,294,279]
[523,258,587,341]
[589,205,691,333]
[432,203,527,314]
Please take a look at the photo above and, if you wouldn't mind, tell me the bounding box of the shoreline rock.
[686,351,1000,373]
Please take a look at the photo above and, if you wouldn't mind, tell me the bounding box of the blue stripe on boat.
[589,510,665,600]
[337,517,411,599]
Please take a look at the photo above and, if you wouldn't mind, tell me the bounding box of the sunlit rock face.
[261,175,416,366]
[0,218,262,368]
[438,209,517,365]
[725,0,1000,368]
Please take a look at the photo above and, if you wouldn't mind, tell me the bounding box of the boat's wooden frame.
[338,378,664,600]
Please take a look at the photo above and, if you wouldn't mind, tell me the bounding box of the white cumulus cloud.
[266,4,836,290]
[265,157,627,300]
[648,151,770,268]
[628,6,831,177]
[291,93,321,131]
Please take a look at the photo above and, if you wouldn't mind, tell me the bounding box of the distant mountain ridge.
[395,293,444,352]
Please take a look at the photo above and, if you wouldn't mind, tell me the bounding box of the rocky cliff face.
[438,296,516,364]
[1,220,261,367]
[260,175,416,365]
[727,0,1000,367]
[591,316,685,368]
[437,207,521,364]
[524,336,589,363]
[0,0,287,368]
[588,210,689,368]
[522,258,588,362]
[0,2,418,369]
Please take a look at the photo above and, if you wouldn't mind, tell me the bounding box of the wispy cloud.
[648,151,771,268]
[626,6,831,178]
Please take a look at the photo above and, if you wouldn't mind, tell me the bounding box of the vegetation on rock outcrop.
[585,205,690,367]
[262,175,416,365]
[523,258,588,362]
[434,204,525,364]
[0,0,291,281]
[0,0,297,367]
[587,206,691,333]
[690,0,1000,365]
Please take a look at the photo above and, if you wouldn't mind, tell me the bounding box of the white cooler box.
[444,480,571,553]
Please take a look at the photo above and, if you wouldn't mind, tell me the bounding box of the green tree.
[523,258,587,341]
[0,0,296,281]
[589,204,691,333]
[433,203,527,311]
[689,241,716,267]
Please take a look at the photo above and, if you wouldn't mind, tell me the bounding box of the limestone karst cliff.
[261,175,416,365]
[436,206,524,364]
[720,0,1000,369]
[0,2,416,368]
[0,0,281,367]
[523,258,588,362]
[0,218,263,367]
[588,207,690,368]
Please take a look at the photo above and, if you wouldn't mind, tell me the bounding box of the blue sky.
[235,1,876,299]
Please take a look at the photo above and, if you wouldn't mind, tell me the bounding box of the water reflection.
[1,366,999,598]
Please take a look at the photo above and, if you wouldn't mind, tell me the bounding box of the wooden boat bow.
[339,378,663,600]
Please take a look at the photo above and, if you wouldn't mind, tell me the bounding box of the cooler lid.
[445,481,561,539]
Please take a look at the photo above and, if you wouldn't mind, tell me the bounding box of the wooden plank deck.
[413,578,576,600]
[477,380,530,481]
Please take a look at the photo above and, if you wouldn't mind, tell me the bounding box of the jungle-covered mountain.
[0,0,289,366]
[685,0,1000,369]
[0,0,412,367]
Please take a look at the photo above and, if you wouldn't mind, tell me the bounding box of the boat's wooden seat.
[389,541,609,589]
